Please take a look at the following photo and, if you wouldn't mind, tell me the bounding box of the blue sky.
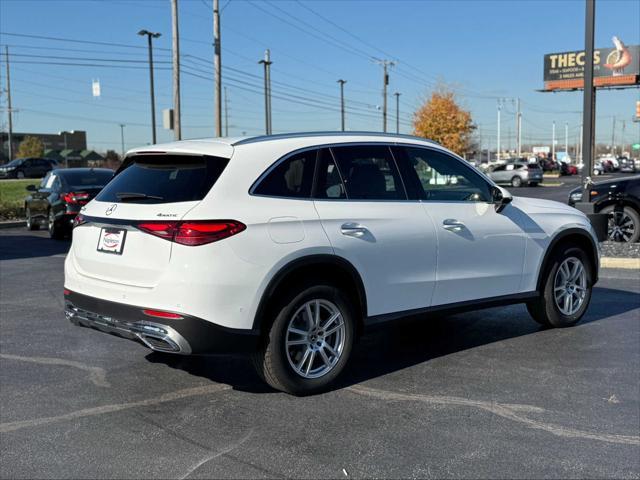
[1,0,639,153]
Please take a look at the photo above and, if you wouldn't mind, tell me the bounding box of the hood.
[511,196,580,215]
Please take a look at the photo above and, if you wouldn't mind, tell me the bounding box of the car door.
[395,146,526,306]
[490,164,507,184]
[312,145,437,318]
[30,172,52,217]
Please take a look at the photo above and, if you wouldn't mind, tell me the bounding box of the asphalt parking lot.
[1,223,639,478]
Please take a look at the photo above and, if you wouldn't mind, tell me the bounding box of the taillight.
[142,309,183,319]
[62,192,90,204]
[136,220,246,246]
[72,214,87,228]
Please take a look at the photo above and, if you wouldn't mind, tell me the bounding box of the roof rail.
[231,131,440,147]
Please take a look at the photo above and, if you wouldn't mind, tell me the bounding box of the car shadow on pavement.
[0,234,70,260]
[144,286,639,395]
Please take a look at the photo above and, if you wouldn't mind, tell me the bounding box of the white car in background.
[64,132,600,395]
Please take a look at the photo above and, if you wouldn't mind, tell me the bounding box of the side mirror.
[26,184,37,192]
[491,186,512,213]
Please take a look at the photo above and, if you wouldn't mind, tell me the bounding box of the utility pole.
[138,29,161,144]
[565,122,569,159]
[610,117,616,156]
[376,59,395,132]
[552,121,556,161]
[4,46,13,161]
[394,92,401,134]
[119,124,126,157]
[621,120,626,154]
[515,98,521,158]
[213,0,222,137]
[581,0,596,200]
[579,124,583,163]
[496,101,501,161]
[337,79,346,131]
[224,86,229,137]
[171,0,181,140]
[259,49,272,135]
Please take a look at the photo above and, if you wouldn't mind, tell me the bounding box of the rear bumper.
[64,290,260,355]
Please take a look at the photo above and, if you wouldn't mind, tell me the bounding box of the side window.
[39,172,51,189]
[314,148,346,199]
[400,147,491,202]
[330,145,405,200]
[52,176,62,192]
[493,165,506,172]
[253,150,315,198]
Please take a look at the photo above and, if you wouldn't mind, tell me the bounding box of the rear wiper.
[116,192,164,201]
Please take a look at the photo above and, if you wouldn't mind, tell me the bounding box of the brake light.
[142,309,183,319]
[72,214,87,228]
[62,192,90,204]
[136,220,246,246]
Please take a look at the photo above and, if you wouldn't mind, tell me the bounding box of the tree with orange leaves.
[413,86,475,156]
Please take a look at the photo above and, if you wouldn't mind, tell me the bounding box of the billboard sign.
[543,36,639,91]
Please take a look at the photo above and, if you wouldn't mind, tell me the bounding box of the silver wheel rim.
[554,257,587,316]
[608,211,635,243]
[48,211,54,232]
[285,299,346,379]
[26,209,31,228]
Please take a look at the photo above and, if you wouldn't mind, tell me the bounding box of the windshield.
[95,154,229,204]
[4,159,22,167]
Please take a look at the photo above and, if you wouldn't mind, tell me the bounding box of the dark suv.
[569,175,640,243]
[0,157,55,179]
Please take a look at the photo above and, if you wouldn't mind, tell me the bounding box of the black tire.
[527,246,593,328]
[48,209,65,240]
[601,205,640,243]
[529,182,539,187]
[511,176,523,188]
[25,207,39,231]
[252,284,355,396]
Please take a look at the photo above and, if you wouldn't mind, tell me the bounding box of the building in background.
[0,130,87,161]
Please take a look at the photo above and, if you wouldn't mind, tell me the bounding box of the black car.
[0,157,56,179]
[569,175,640,243]
[25,168,114,239]
[619,157,637,174]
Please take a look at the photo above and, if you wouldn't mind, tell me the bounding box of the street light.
[138,29,161,144]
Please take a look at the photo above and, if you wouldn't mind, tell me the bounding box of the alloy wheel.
[553,257,587,316]
[285,299,346,379]
[607,211,636,243]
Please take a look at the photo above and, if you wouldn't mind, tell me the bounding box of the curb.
[0,221,26,229]
[600,257,640,270]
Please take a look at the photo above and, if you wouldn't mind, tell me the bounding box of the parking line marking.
[0,353,110,387]
[348,385,640,446]
[0,384,230,434]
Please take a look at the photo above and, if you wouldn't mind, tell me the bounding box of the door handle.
[340,222,368,238]
[442,218,465,231]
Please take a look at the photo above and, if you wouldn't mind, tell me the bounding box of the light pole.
[138,29,161,144]
[394,92,401,134]
[337,79,346,131]
[61,131,69,168]
[119,124,126,157]
[259,49,272,135]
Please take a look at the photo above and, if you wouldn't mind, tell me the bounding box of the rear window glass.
[96,155,229,204]
[62,171,114,190]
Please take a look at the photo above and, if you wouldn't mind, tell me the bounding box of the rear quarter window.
[96,154,229,204]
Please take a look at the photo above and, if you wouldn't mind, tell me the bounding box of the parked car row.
[0,157,58,179]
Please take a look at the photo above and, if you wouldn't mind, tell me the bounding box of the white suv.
[64,132,599,395]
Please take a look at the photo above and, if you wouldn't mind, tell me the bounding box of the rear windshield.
[95,154,229,204]
[63,170,114,190]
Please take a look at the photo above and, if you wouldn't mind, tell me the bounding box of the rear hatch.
[71,153,229,288]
